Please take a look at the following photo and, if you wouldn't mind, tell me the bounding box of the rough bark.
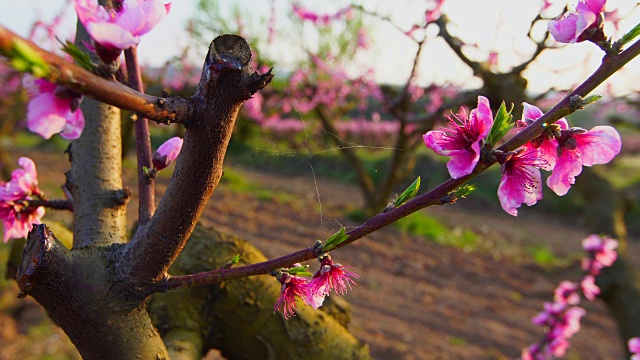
[17,225,168,359]
[69,23,128,248]
[149,224,370,360]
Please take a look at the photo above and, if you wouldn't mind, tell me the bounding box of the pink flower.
[152,136,183,171]
[628,337,640,360]
[498,145,546,216]
[23,75,84,140]
[581,234,618,274]
[0,157,44,243]
[548,0,606,43]
[306,256,359,309]
[274,273,309,319]
[74,0,170,51]
[518,103,569,172]
[554,281,580,305]
[424,96,493,179]
[580,275,600,300]
[547,125,621,196]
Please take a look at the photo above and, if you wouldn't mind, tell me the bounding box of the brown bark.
[15,34,272,359]
[17,225,168,359]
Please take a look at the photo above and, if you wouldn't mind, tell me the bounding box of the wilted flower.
[0,157,44,242]
[424,96,493,179]
[152,136,183,171]
[306,256,359,309]
[23,74,84,140]
[274,272,309,319]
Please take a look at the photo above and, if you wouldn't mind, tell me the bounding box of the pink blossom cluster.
[275,256,359,319]
[334,116,410,147]
[423,96,621,216]
[285,56,382,116]
[548,0,605,43]
[74,0,171,61]
[23,75,85,140]
[291,4,353,26]
[520,234,618,360]
[0,158,44,243]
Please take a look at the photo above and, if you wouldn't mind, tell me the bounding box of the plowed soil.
[1,149,638,359]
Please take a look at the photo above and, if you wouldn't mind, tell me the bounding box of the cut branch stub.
[17,224,71,298]
[124,34,273,286]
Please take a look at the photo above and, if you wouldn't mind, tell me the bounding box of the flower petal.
[86,21,140,49]
[549,12,580,43]
[26,94,68,139]
[574,126,621,166]
[547,150,582,196]
[447,148,478,179]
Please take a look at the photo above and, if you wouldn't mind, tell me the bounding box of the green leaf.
[393,177,421,207]
[323,227,350,252]
[485,101,514,147]
[59,39,95,71]
[454,184,476,198]
[620,22,640,45]
[581,95,602,106]
[286,265,312,277]
[229,254,241,266]
[10,39,50,77]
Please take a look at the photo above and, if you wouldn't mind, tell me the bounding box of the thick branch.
[123,35,273,285]
[124,46,154,223]
[0,25,192,124]
[161,37,640,292]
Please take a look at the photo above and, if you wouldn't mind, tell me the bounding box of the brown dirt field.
[1,149,638,359]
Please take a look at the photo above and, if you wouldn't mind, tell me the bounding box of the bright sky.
[0,0,639,96]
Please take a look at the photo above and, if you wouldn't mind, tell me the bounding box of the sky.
[0,0,639,96]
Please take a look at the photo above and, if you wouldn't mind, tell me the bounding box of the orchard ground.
[1,146,639,360]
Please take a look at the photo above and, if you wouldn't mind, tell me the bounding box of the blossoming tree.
[0,0,639,359]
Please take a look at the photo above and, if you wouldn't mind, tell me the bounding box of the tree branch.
[159,38,640,292]
[0,25,192,124]
[122,35,274,285]
[124,46,154,223]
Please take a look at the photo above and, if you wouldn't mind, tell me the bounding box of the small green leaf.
[10,39,50,77]
[620,22,640,45]
[323,227,350,252]
[581,95,602,106]
[286,265,312,277]
[59,39,95,71]
[486,101,514,147]
[393,177,421,207]
[454,184,476,198]
[230,254,241,266]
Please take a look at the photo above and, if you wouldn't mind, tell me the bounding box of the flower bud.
[152,137,183,171]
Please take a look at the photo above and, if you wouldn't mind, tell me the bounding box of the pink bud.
[152,137,183,171]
